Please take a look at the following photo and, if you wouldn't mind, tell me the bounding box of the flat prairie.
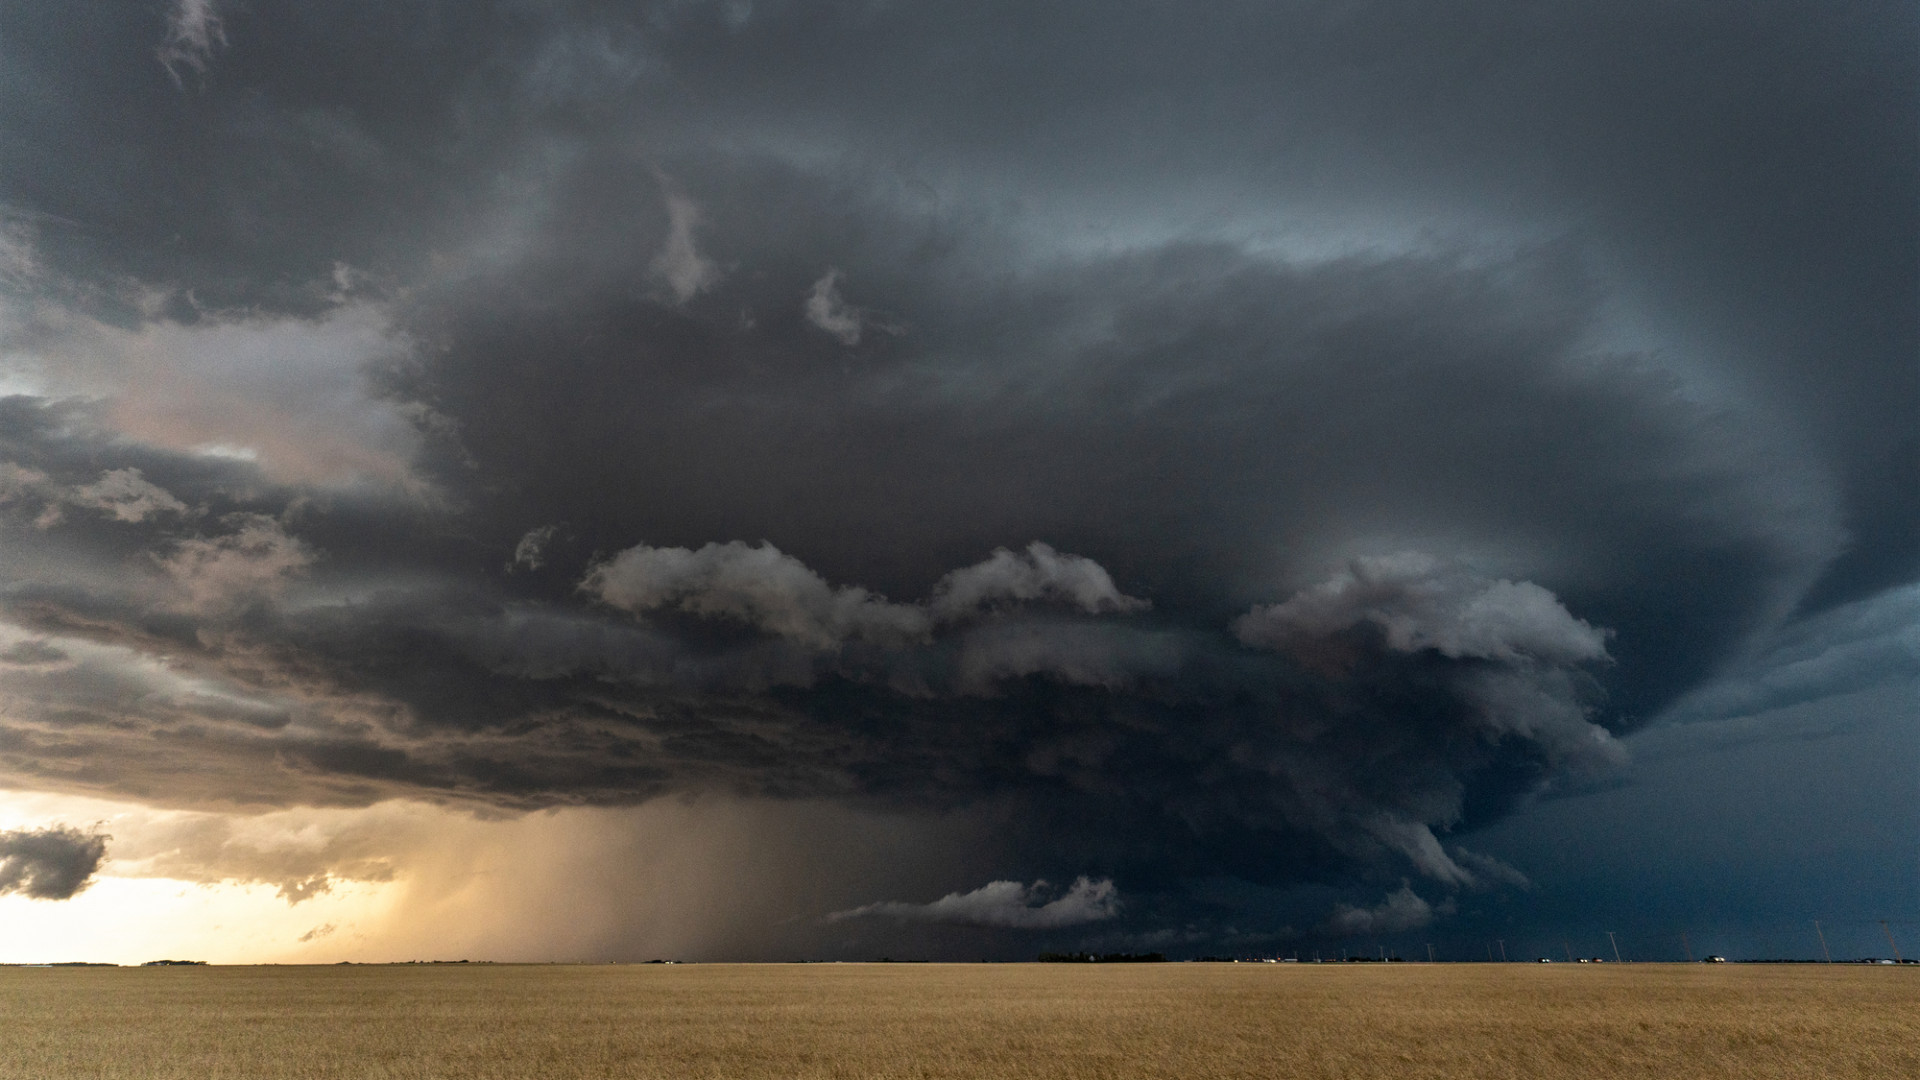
[0,962,1911,1079]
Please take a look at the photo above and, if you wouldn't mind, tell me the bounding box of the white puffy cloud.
[581,539,930,650]
[582,539,1148,653]
[829,876,1119,929]
[931,542,1149,621]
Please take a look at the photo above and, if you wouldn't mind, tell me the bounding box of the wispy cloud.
[157,0,227,85]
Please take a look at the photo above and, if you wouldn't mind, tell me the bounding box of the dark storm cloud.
[0,825,107,900]
[0,0,1911,940]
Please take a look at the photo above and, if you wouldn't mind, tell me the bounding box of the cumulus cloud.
[931,543,1149,621]
[1240,555,1622,775]
[582,539,1149,654]
[830,876,1119,929]
[1323,884,1436,936]
[582,540,930,650]
[0,826,108,900]
[1235,553,1610,666]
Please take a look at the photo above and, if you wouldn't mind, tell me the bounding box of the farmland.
[0,962,1911,1079]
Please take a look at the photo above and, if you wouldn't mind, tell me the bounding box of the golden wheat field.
[0,962,1912,1080]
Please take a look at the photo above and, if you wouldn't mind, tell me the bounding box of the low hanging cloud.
[930,543,1150,621]
[1323,884,1438,936]
[1237,553,1625,779]
[0,826,109,900]
[830,876,1120,929]
[1235,553,1610,666]
[581,539,1149,653]
[582,539,931,650]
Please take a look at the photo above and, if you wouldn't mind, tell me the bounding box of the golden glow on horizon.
[0,876,396,966]
[0,787,980,965]
[0,789,405,965]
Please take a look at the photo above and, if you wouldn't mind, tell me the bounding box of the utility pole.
[1682,932,1692,963]
[1607,932,1621,963]
[1564,941,1574,963]
[1486,943,1493,962]
[1496,939,1507,962]
[1426,943,1435,963]
[1814,921,1831,963]
[1881,921,1904,963]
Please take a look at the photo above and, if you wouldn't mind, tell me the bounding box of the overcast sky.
[0,0,1911,962]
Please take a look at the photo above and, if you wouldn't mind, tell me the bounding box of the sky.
[0,0,1913,964]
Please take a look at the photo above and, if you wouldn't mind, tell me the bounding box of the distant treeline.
[1037,952,1167,963]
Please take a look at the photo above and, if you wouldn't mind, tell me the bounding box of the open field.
[0,963,1912,1079]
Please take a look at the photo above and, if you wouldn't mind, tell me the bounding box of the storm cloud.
[0,1,1910,954]
[0,826,107,900]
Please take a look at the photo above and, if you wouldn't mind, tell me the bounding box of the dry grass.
[0,962,1912,1079]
